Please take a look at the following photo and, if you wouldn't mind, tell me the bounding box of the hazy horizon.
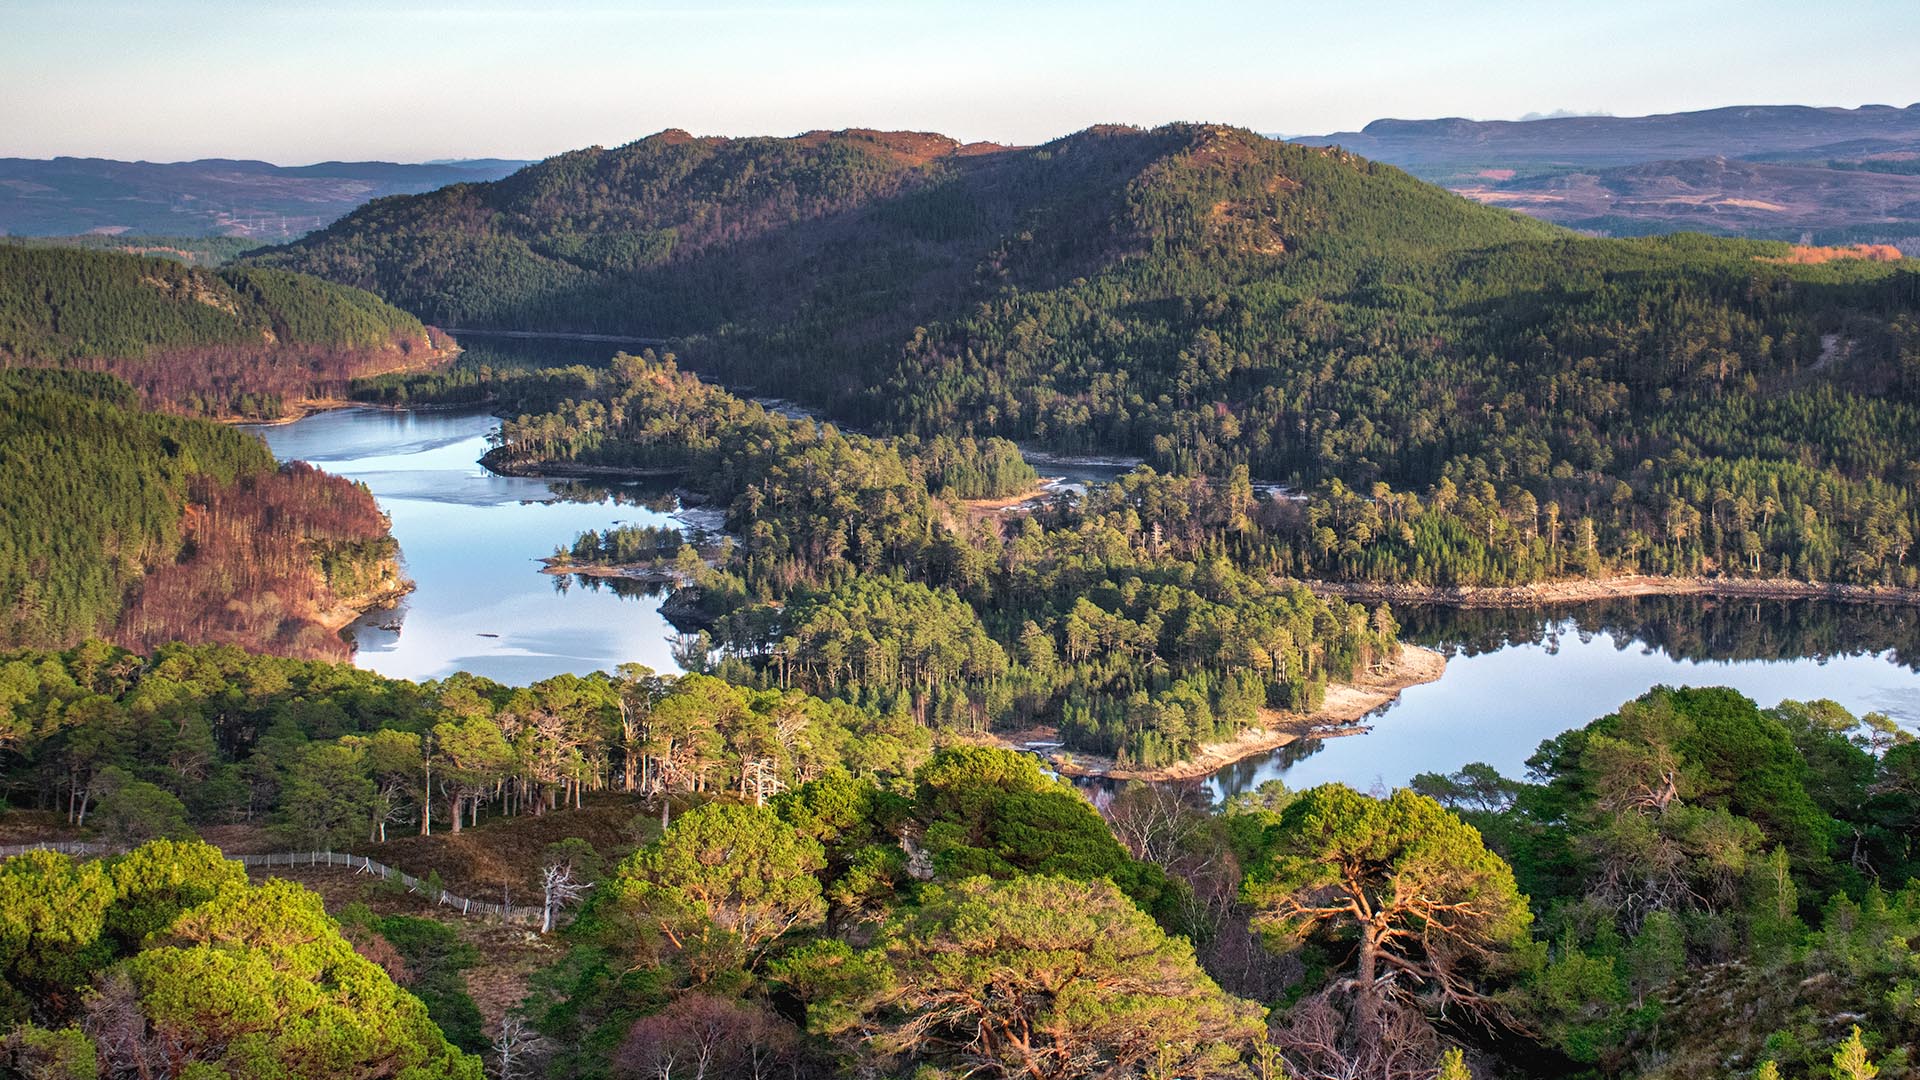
[4,0,1915,163]
[8,99,1920,169]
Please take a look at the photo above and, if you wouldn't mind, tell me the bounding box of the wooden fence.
[0,841,543,926]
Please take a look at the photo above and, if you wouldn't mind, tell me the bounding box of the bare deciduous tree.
[613,993,798,1080]
[539,861,593,934]
[83,971,174,1080]
[491,1015,548,1080]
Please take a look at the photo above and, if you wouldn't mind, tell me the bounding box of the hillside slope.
[0,245,448,418]
[0,370,402,658]
[252,122,1557,415]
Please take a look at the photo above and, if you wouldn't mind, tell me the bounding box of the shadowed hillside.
[251,122,1558,424]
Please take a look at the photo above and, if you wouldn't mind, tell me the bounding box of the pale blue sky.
[3,0,1916,163]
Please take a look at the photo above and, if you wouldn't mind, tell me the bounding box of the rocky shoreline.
[323,574,414,640]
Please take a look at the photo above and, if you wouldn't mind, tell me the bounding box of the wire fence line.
[0,840,543,926]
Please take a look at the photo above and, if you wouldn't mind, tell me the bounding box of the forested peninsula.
[266,123,1919,597]
[461,353,1402,773]
[0,370,404,658]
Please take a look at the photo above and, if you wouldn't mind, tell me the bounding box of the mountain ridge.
[1292,103,1920,246]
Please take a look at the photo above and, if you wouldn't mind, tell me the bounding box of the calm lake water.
[251,331,1920,794]
[1202,599,1920,798]
[249,407,691,684]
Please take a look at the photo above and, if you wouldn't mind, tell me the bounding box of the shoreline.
[320,575,414,637]
[479,451,687,480]
[1042,644,1448,782]
[222,340,465,427]
[1302,573,1920,608]
[955,478,1065,515]
[238,396,494,427]
[538,560,683,584]
[441,327,670,346]
[233,397,412,427]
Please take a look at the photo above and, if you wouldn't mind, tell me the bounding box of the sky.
[3,0,1917,163]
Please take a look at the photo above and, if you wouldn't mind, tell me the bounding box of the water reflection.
[262,335,1920,788]
[247,407,691,685]
[1202,597,1920,801]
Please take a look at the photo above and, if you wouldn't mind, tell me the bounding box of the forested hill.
[0,245,445,418]
[270,123,1920,590]
[0,369,402,658]
[248,121,1556,391]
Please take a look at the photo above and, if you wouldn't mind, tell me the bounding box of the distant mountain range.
[1294,104,1920,247]
[14,104,1919,247]
[0,157,533,240]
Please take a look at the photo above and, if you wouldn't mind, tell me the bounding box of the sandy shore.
[1042,645,1447,782]
[955,479,1064,516]
[1303,574,1920,608]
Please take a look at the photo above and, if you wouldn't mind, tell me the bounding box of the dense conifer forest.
[462,352,1399,768]
[268,124,1920,588]
[0,370,400,658]
[6,120,1920,1080]
[0,246,444,418]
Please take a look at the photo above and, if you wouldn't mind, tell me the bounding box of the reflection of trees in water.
[540,479,682,511]
[1396,597,1920,672]
[548,574,669,600]
[1073,773,1217,804]
[1199,737,1329,801]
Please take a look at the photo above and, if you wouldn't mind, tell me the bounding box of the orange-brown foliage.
[28,328,449,419]
[115,462,395,660]
[1760,243,1905,265]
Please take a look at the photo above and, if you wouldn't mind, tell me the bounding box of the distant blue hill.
[0,156,533,239]
[1293,103,1920,177]
[1291,103,1920,247]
